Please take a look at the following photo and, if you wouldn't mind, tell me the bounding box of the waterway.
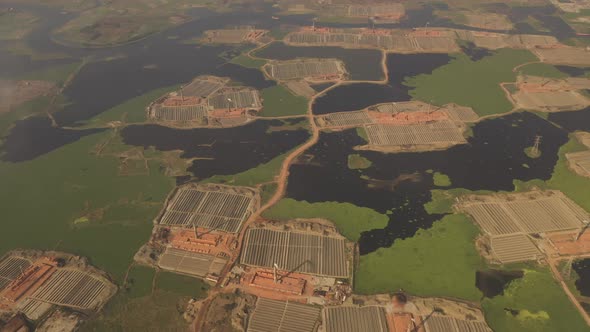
[120,120,310,180]
[476,269,523,298]
[312,53,451,114]
[286,112,569,253]
[573,259,590,297]
[548,107,590,133]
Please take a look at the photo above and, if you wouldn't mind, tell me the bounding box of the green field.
[17,61,83,86]
[547,136,590,212]
[518,63,567,79]
[433,171,452,187]
[347,154,372,170]
[0,10,39,41]
[203,149,290,187]
[0,129,174,283]
[124,265,155,298]
[355,214,483,301]
[262,198,388,241]
[259,85,308,117]
[156,271,210,297]
[407,49,537,117]
[86,85,179,126]
[230,55,267,69]
[482,268,588,332]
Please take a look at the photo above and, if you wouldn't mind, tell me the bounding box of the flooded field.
[548,107,590,133]
[476,269,524,298]
[312,53,451,114]
[121,120,309,180]
[573,259,590,297]
[287,112,568,253]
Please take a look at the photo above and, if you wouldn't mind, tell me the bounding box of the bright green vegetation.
[347,154,372,170]
[518,63,567,79]
[546,136,590,212]
[230,55,267,69]
[0,10,39,40]
[259,85,308,117]
[355,214,483,301]
[356,127,369,143]
[124,265,155,299]
[86,85,179,126]
[260,183,278,205]
[203,150,290,187]
[482,268,588,332]
[524,146,541,159]
[262,198,388,241]
[433,171,452,187]
[407,49,537,117]
[156,271,210,297]
[18,61,83,86]
[0,129,174,283]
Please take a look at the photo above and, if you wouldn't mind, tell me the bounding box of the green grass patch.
[355,214,483,300]
[356,127,369,143]
[433,171,451,187]
[407,49,537,117]
[482,268,588,332]
[87,85,180,126]
[0,129,174,283]
[124,265,155,299]
[546,136,590,212]
[262,198,388,242]
[347,154,372,170]
[18,62,83,86]
[259,85,308,117]
[230,54,266,69]
[260,182,277,205]
[518,63,568,79]
[524,146,541,159]
[203,150,290,187]
[156,271,210,297]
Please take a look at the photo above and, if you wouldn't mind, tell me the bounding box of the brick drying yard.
[458,190,589,264]
[147,75,262,128]
[240,228,349,278]
[316,101,478,152]
[285,28,460,53]
[264,59,347,82]
[247,298,321,332]
[157,183,259,233]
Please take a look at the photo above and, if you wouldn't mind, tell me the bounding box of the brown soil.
[0,80,56,113]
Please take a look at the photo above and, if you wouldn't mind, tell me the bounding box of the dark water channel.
[312,53,451,114]
[286,112,569,253]
[120,120,309,180]
[476,269,523,298]
[548,107,590,133]
[573,259,590,297]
